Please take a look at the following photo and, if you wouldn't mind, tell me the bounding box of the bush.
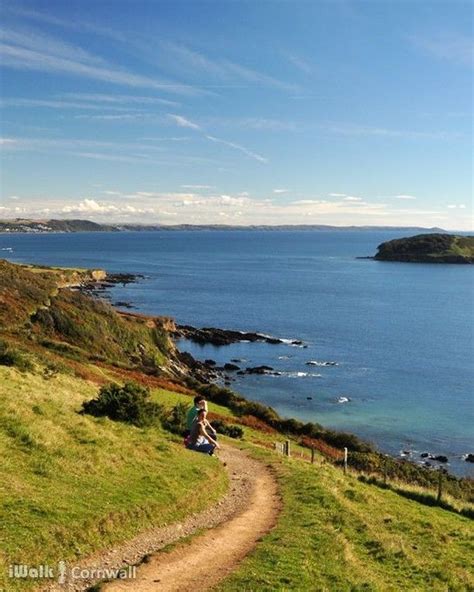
[160,402,189,435]
[0,340,33,372]
[81,382,162,427]
[210,419,244,439]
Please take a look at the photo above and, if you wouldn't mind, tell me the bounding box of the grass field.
[216,447,473,592]
[0,366,227,591]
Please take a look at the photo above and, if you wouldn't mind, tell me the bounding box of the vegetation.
[1,258,473,592]
[0,366,227,591]
[215,447,473,592]
[375,233,474,263]
[81,382,163,427]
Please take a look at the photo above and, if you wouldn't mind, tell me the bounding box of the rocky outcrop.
[173,325,302,347]
[374,234,474,264]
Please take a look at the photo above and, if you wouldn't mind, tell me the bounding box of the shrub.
[210,419,244,439]
[160,402,189,435]
[0,340,33,372]
[81,382,162,427]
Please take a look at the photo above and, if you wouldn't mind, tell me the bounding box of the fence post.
[343,447,348,474]
[285,440,291,457]
[383,457,388,485]
[311,447,315,464]
[437,470,443,503]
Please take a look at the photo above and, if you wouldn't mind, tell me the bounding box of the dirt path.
[103,445,280,592]
[42,445,280,592]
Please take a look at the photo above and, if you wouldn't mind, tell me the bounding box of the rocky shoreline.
[82,269,474,475]
[173,324,305,347]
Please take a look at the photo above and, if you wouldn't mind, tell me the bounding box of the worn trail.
[43,445,280,592]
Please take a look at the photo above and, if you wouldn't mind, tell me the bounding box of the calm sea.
[1,230,473,476]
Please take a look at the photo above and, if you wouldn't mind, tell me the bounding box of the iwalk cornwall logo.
[8,560,136,584]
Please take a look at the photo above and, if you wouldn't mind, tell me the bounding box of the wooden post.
[311,447,315,464]
[383,458,388,485]
[343,447,348,474]
[285,440,291,457]
[437,470,443,503]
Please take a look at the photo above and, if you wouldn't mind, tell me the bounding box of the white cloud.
[447,204,467,209]
[284,52,313,74]
[0,26,200,95]
[329,193,347,197]
[168,114,201,130]
[395,194,417,200]
[6,190,470,229]
[323,122,461,140]
[273,188,289,194]
[410,32,473,66]
[181,185,213,189]
[162,41,299,92]
[205,135,268,164]
[343,196,362,201]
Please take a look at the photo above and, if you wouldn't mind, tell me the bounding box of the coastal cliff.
[374,233,474,263]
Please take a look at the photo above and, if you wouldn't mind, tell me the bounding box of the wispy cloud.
[395,194,417,200]
[168,114,201,130]
[60,93,180,107]
[410,32,473,66]
[284,52,313,74]
[322,122,462,140]
[162,41,299,92]
[0,97,146,112]
[5,6,127,42]
[273,188,289,194]
[166,114,269,164]
[205,135,268,164]
[0,26,201,95]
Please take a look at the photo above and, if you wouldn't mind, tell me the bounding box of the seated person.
[187,409,220,455]
[186,395,208,431]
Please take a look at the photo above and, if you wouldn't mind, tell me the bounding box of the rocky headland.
[373,233,474,264]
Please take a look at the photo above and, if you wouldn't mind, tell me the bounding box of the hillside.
[374,233,474,263]
[0,259,473,591]
[0,218,445,233]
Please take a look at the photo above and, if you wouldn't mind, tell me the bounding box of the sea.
[1,230,473,477]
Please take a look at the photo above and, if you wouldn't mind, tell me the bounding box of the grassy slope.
[153,389,473,592]
[0,366,227,591]
[216,449,473,592]
[1,259,472,591]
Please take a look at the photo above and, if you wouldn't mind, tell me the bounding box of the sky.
[0,0,472,229]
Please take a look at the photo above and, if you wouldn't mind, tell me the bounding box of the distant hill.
[0,218,114,233]
[0,218,446,233]
[374,233,474,263]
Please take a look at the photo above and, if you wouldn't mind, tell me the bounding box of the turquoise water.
[1,230,473,476]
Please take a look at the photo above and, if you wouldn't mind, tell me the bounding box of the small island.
[374,233,474,264]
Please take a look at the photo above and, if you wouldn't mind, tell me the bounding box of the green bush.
[0,340,33,372]
[160,402,189,435]
[81,382,162,427]
[210,419,243,439]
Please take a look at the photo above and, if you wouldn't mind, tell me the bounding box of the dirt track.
[103,445,280,591]
[42,445,280,592]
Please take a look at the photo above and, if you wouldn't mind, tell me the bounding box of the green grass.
[215,446,474,592]
[147,388,474,591]
[0,366,227,591]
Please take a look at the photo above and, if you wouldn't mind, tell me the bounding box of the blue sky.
[0,0,472,229]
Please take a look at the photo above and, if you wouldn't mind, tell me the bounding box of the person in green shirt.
[186,395,207,431]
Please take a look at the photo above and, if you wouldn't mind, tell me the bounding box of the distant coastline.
[0,217,447,234]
